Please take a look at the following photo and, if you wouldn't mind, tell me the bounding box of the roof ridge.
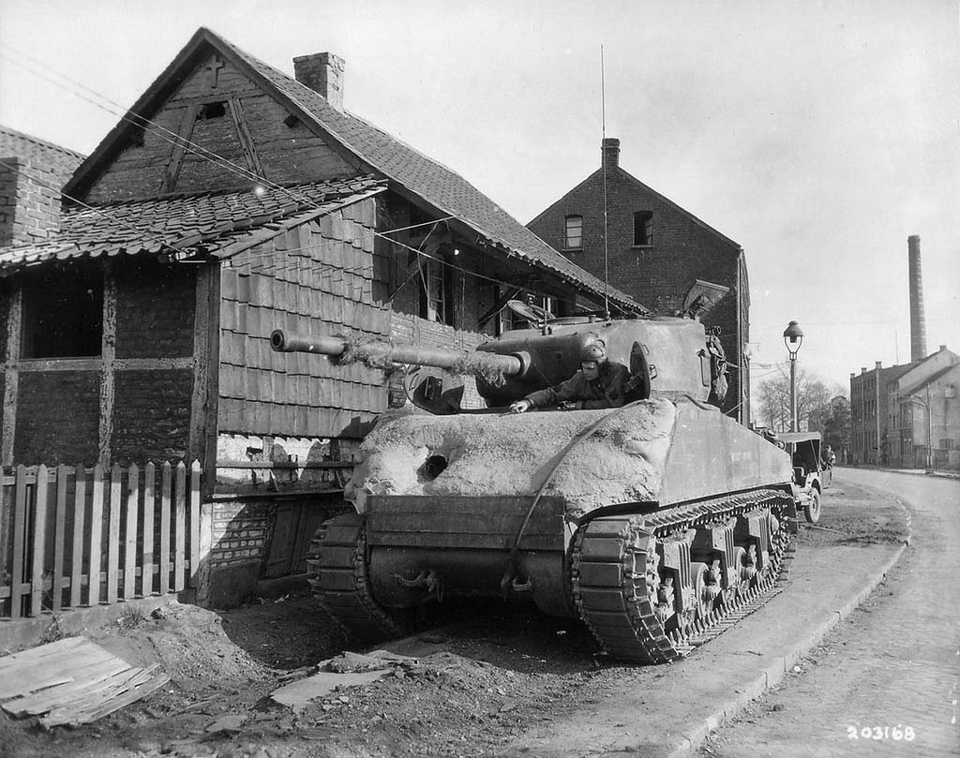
[0,123,86,160]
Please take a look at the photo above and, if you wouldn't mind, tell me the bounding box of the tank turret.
[271,293,729,414]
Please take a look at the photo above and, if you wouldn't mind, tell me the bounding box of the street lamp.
[783,321,804,432]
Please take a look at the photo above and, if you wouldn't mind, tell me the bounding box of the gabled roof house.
[0,28,644,606]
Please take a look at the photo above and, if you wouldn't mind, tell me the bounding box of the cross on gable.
[205,56,225,89]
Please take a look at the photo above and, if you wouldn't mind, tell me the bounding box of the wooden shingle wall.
[219,197,388,438]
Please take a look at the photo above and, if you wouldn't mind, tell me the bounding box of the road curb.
[666,541,908,758]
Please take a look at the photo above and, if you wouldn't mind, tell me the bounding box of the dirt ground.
[0,478,909,758]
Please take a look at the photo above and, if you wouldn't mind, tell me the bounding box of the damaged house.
[0,28,644,609]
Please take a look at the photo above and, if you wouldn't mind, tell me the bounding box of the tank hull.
[308,398,796,661]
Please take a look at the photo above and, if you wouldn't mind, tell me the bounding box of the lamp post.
[783,321,804,432]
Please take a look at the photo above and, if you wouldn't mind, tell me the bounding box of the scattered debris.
[270,649,422,712]
[205,713,247,733]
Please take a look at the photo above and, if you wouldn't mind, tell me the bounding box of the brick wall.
[0,125,84,189]
[14,371,100,464]
[0,157,61,247]
[202,494,348,607]
[114,260,197,359]
[112,370,193,463]
[202,500,270,607]
[210,501,270,568]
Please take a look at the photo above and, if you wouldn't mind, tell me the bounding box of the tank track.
[305,512,411,640]
[572,488,795,664]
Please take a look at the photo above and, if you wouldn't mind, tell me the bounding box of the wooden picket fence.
[0,461,202,619]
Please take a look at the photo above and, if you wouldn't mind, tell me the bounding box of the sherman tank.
[271,284,796,663]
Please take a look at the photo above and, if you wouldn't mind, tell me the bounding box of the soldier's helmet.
[580,342,607,363]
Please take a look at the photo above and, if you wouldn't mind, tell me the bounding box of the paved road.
[701,469,960,757]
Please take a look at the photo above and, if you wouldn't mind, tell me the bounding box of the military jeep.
[780,431,833,524]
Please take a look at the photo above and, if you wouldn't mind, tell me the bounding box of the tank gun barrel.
[270,330,524,377]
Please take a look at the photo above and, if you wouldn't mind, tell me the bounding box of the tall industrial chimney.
[908,235,927,362]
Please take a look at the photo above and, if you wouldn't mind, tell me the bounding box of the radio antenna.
[601,45,610,319]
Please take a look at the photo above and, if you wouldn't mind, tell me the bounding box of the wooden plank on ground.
[70,466,86,609]
[42,666,171,728]
[0,638,115,681]
[87,466,104,605]
[0,637,86,673]
[30,465,49,617]
[0,644,118,699]
[0,636,168,727]
[3,658,132,716]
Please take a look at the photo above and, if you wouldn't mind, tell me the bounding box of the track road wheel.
[306,512,413,641]
[690,561,719,626]
[804,489,822,524]
[730,545,752,601]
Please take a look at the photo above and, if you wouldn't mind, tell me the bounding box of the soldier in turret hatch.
[509,341,632,413]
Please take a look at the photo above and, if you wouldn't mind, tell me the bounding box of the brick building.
[0,28,643,606]
[884,347,960,469]
[528,138,751,423]
[0,126,85,248]
[849,361,914,466]
[850,346,959,468]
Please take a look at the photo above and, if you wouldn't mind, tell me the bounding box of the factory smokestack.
[908,235,927,362]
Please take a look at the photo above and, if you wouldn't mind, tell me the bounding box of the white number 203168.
[847,725,915,741]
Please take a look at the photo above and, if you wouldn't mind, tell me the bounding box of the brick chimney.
[0,156,61,247]
[602,137,620,173]
[908,234,927,362]
[293,52,345,111]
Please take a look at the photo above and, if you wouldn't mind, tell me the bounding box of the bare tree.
[757,366,842,433]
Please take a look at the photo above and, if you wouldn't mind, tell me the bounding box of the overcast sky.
[1,0,958,399]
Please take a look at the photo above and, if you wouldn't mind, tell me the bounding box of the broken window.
[419,256,454,327]
[198,101,226,120]
[564,215,583,249]
[634,211,654,246]
[20,266,103,358]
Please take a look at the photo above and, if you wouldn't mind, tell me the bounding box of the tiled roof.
[214,33,646,315]
[0,176,385,271]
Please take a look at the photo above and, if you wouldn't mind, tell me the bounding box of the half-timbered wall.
[84,52,356,204]
[0,259,201,467]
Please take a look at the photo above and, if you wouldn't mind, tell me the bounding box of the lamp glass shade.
[783,321,804,354]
